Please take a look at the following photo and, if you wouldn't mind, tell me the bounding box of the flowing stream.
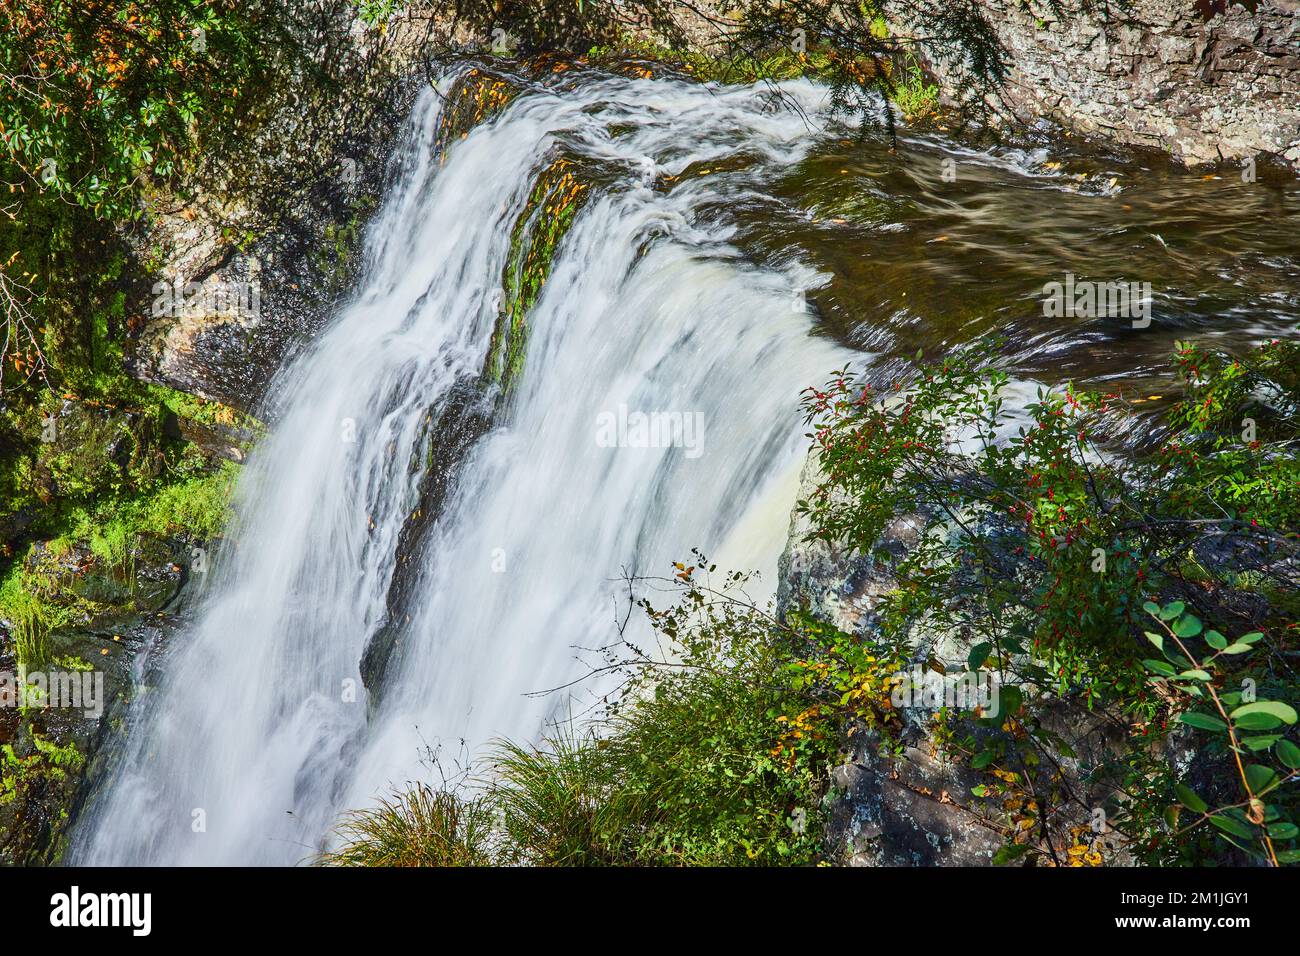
[72,63,1300,866]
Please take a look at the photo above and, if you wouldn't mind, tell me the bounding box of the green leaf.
[1242,735,1282,752]
[1178,711,1227,733]
[1278,850,1300,864]
[1276,738,1300,770]
[1145,631,1164,651]
[1235,712,1284,731]
[1232,701,1298,727]
[1245,764,1277,793]
[1221,643,1254,655]
[1159,601,1185,621]
[991,685,1023,720]
[1177,669,1211,682]
[971,750,996,770]
[991,842,1032,866]
[1267,822,1298,840]
[968,642,992,670]
[1174,783,1207,813]
[1142,601,1160,616]
[1238,632,1264,645]
[1173,615,1202,638]
[1209,814,1255,840]
[1205,630,1228,650]
[1142,659,1176,678]
[971,784,989,797]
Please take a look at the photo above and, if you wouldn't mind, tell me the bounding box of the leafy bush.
[797,338,1299,865]
[1,2,260,212]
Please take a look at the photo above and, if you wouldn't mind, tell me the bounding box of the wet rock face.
[899,0,1300,171]
[128,23,422,414]
[129,155,392,414]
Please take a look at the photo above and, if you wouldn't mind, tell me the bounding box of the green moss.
[1,736,83,809]
[59,459,238,549]
[136,462,239,540]
[485,157,590,394]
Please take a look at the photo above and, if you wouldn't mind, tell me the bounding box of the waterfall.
[72,69,851,865]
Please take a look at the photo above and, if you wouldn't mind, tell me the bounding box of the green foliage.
[0,736,83,808]
[0,0,280,218]
[351,0,403,28]
[890,54,939,121]
[1163,339,1300,533]
[1142,604,1298,866]
[797,338,1299,865]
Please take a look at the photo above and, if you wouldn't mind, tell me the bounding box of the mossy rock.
[434,66,525,156]
[20,535,187,632]
[0,532,191,865]
[484,149,593,397]
[34,401,162,503]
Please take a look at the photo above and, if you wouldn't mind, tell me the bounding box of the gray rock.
[894,0,1300,173]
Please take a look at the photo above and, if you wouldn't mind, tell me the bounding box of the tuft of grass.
[88,522,136,576]
[0,569,57,670]
[491,730,638,866]
[891,58,939,121]
[317,784,496,867]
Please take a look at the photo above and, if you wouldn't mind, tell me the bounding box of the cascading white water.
[73,70,852,865]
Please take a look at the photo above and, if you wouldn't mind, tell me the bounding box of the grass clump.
[319,783,496,867]
[0,573,56,671]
